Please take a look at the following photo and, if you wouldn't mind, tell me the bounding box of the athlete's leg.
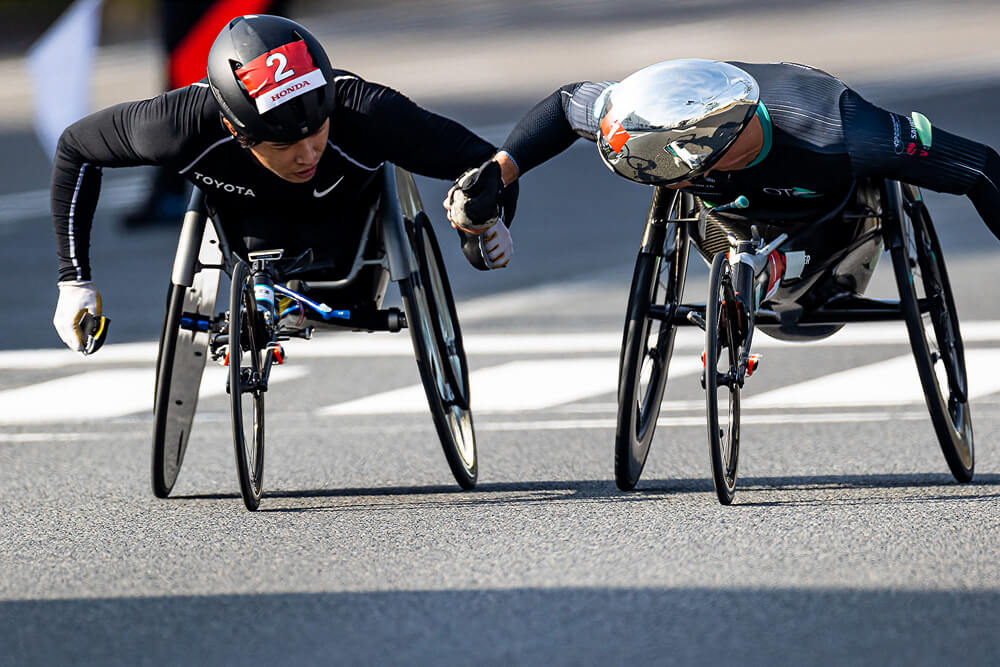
[841,89,1000,240]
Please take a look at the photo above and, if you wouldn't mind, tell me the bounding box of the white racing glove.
[458,222,514,271]
[479,222,513,268]
[54,280,105,353]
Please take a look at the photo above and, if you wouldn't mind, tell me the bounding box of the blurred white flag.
[26,0,104,160]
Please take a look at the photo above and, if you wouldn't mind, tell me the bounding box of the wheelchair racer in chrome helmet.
[596,59,760,185]
[207,14,336,144]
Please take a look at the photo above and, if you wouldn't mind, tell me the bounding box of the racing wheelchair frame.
[616,180,974,504]
[151,164,475,510]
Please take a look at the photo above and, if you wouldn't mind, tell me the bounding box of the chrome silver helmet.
[597,59,760,185]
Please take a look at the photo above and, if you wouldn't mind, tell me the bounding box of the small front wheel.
[705,252,742,505]
[229,260,268,511]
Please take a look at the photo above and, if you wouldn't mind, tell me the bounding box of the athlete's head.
[596,59,760,186]
[207,14,335,147]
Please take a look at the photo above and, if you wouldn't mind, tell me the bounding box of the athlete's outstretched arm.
[334,76,496,180]
[52,86,210,282]
[841,90,1000,240]
[499,81,615,181]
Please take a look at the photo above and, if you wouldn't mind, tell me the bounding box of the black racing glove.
[455,177,519,271]
[446,160,504,232]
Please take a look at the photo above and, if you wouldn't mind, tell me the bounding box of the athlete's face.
[667,115,764,189]
[225,119,330,183]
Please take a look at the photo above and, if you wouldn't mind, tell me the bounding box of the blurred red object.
[167,0,282,89]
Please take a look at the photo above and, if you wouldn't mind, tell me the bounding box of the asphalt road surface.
[2,2,1000,665]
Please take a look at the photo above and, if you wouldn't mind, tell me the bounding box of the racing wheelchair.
[616,179,974,504]
[150,164,475,510]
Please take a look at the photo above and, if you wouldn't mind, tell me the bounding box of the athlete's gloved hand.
[53,280,105,353]
[445,160,504,233]
[458,222,513,270]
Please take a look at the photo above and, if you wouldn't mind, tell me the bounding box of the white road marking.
[5,324,1000,424]
[0,432,110,443]
[0,366,306,425]
[5,320,1000,369]
[320,357,702,416]
[745,348,1000,408]
[478,411,928,432]
[318,347,1000,417]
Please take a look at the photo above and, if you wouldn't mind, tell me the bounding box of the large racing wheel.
[705,251,742,505]
[615,191,692,490]
[887,182,974,482]
[229,260,269,510]
[399,213,477,489]
[152,222,222,497]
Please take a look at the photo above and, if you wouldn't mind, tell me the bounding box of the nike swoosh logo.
[313,176,344,198]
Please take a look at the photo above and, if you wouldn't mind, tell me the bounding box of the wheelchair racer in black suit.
[51,14,518,353]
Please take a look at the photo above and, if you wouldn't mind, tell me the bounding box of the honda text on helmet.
[596,59,760,185]
[207,14,336,144]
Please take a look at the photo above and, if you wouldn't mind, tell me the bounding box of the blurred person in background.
[52,14,516,353]
[446,59,1000,269]
[122,0,289,228]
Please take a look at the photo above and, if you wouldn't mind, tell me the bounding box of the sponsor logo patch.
[235,40,327,114]
[192,172,256,197]
[762,187,822,198]
[890,114,903,155]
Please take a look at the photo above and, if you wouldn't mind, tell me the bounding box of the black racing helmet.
[207,15,335,143]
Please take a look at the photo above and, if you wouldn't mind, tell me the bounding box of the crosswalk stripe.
[0,366,307,425]
[319,357,704,415]
[5,321,1000,369]
[477,410,928,432]
[317,348,1000,417]
[4,340,998,425]
[745,348,1000,408]
[0,432,110,443]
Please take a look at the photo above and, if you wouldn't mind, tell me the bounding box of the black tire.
[400,216,477,489]
[888,183,974,482]
[151,279,216,497]
[705,252,742,505]
[152,285,189,497]
[229,261,267,510]
[151,219,222,498]
[615,218,690,491]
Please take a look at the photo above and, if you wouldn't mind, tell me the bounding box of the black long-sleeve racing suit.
[52,71,496,283]
[500,61,1000,237]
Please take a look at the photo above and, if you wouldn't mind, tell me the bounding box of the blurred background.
[1,0,999,349]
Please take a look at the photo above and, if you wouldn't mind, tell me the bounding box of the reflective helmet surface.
[597,59,760,185]
[207,14,335,143]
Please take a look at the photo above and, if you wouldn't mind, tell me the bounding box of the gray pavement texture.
[2,2,1000,665]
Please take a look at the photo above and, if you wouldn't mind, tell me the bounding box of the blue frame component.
[273,283,351,321]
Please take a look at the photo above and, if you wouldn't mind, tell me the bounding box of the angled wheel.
[705,252,742,505]
[229,260,268,510]
[412,212,470,409]
[400,215,477,489]
[152,223,222,497]
[888,182,973,482]
[615,197,691,490]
